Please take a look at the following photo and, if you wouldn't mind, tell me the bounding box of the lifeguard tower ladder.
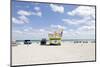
[48,29,63,45]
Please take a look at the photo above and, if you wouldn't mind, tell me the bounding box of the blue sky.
[12,0,95,40]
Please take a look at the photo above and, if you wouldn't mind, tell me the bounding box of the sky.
[12,0,95,40]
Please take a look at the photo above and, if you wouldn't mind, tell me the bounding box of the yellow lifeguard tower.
[48,29,63,45]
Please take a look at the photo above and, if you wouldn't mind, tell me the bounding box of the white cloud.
[63,6,95,34]
[12,17,22,24]
[62,19,79,25]
[17,10,32,16]
[78,25,95,31]
[67,6,95,18]
[62,17,95,34]
[50,24,66,29]
[62,6,95,26]
[50,4,64,13]
[33,6,42,17]
[12,28,49,40]
[34,6,40,11]
[62,25,95,39]
[19,16,29,23]
[13,30,23,34]
[12,17,24,24]
[39,29,45,32]
[62,17,94,25]
[13,8,42,25]
[12,16,29,24]
[62,15,95,39]
[32,11,42,17]
[15,10,31,24]
[18,9,42,17]
[23,27,33,32]
[17,27,47,35]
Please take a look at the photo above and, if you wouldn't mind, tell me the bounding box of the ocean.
[15,39,96,44]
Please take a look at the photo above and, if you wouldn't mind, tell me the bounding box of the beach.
[12,42,95,66]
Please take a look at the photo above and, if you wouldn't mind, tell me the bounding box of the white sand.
[12,42,95,66]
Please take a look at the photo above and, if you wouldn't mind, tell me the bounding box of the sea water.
[15,39,95,45]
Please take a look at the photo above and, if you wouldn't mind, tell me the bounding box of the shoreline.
[12,40,96,46]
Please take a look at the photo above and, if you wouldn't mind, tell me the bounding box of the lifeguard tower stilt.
[48,29,63,45]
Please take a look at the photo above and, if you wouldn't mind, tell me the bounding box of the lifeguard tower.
[48,29,63,45]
